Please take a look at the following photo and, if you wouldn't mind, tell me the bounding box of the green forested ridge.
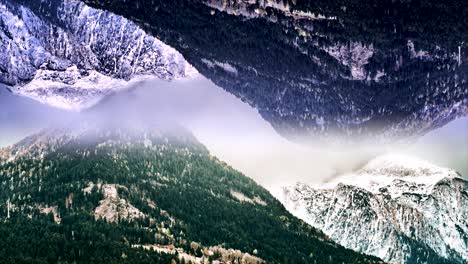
[0,127,384,263]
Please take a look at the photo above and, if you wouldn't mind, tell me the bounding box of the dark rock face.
[77,0,468,141]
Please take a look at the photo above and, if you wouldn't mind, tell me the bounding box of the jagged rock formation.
[0,0,195,110]
[282,154,468,264]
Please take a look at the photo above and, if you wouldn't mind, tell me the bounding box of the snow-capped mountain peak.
[282,154,467,264]
[321,153,461,199]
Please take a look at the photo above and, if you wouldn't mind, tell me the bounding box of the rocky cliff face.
[282,154,468,264]
[0,0,195,110]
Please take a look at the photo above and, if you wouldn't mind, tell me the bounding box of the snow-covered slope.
[0,0,196,110]
[282,154,468,264]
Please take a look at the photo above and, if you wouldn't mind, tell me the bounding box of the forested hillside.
[77,0,467,141]
[0,125,383,263]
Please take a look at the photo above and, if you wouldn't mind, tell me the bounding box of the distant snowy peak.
[0,0,197,110]
[282,154,467,264]
[321,154,461,198]
[361,153,448,175]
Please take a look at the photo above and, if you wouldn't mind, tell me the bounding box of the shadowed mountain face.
[1,0,467,142]
[74,0,467,141]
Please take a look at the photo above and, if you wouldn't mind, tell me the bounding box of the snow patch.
[325,43,374,80]
[132,244,264,264]
[201,58,238,75]
[407,40,431,60]
[230,190,266,206]
[38,205,61,224]
[83,182,145,223]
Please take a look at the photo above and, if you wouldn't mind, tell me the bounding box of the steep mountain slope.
[1,0,466,140]
[78,0,468,141]
[0,124,383,264]
[282,154,468,264]
[0,0,195,110]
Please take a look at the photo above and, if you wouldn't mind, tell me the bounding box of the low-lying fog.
[1,75,467,192]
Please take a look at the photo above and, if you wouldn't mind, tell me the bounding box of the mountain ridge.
[0,124,384,263]
[79,0,468,141]
[1,0,466,141]
[0,0,196,110]
[282,154,467,264]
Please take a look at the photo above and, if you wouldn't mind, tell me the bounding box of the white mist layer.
[1,76,468,190]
